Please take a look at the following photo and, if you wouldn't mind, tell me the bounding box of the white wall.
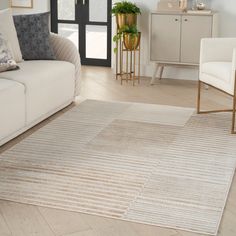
[211,0,236,37]
[0,0,9,9]
[12,0,49,14]
[0,0,49,13]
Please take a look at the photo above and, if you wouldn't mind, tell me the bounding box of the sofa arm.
[200,38,236,64]
[50,33,81,96]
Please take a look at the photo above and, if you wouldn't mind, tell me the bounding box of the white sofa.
[0,33,81,146]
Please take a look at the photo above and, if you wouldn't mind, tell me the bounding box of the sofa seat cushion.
[0,60,75,124]
[0,78,25,140]
[200,62,234,95]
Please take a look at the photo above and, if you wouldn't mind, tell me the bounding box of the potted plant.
[111,1,141,29]
[113,25,140,52]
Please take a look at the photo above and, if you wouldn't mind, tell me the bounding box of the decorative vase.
[179,0,188,11]
[157,0,187,12]
[116,14,137,29]
[196,2,206,10]
[123,32,141,50]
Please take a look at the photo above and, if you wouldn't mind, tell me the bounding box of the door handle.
[83,0,86,5]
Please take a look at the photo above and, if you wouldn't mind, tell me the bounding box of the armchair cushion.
[200,38,236,64]
[200,62,234,95]
[201,62,232,83]
[199,38,236,96]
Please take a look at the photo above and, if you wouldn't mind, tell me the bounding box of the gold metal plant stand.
[115,34,141,86]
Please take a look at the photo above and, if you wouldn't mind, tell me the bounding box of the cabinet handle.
[184,19,188,22]
[175,19,179,21]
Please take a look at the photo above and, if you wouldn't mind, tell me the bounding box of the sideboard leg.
[151,63,159,85]
[159,65,164,80]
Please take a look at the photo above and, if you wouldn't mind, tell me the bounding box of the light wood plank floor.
[0,66,235,236]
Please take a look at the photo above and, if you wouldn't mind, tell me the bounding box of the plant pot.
[116,14,137,29]
[123,32,141,50]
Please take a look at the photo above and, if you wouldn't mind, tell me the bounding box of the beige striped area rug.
[0,100,236,235]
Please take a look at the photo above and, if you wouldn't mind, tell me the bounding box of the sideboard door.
[181,15,212,64]
[151,14,181,62]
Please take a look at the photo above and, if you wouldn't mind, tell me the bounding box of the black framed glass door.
[50,0,112,67]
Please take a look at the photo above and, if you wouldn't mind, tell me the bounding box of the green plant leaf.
[111,1,141,15]
[113,24,140,53]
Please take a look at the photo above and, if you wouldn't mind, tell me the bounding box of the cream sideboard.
[150,11,218,84]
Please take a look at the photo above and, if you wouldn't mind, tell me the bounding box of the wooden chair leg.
[231,72,236,134]
[232,86,236,134]
[232,98,236,134]
[197,80,201,114]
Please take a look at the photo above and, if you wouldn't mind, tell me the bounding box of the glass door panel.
[58,24,79,49]
[89,0,107,22]
[86,25,107,59]
[58,0,75,20]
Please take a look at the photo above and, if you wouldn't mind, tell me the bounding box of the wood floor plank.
[63,224,139,236]
[38,207,91,236]
[218,209,236,236]
[80,213,117,232]
[79,214,177,236]
[227,175,236,211]
[0,210,11,236]
[175,231,205,236]
[0,200,55,236]
[127,221,178,236]
[80,66,231,110]
[63,229,97,236]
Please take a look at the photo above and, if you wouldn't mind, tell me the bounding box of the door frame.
[50,0,112,67]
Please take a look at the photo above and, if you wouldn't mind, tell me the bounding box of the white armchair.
[197,38,236,134]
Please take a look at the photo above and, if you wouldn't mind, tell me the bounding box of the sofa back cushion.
[13,12,55,60]
[0,9,23,62]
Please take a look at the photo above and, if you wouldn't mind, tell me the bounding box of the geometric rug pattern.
[0,100,235,235]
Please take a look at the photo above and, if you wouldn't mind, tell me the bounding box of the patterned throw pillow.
[13,12,55,60]
[0,9,23,62]
[0,32,19,73]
